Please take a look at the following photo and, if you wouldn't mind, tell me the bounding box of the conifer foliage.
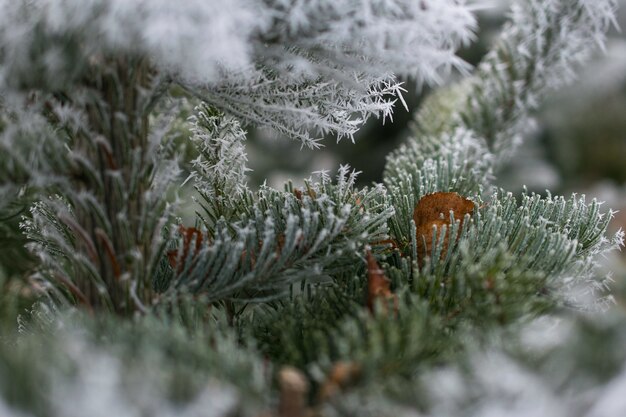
[0,0,624,416]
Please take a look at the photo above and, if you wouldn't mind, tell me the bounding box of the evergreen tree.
[0,1,624,416]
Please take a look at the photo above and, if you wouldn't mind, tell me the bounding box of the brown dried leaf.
[167,225,204,272]
[294,186,317,201]
[366,250,398,314]
[413,192,474,267]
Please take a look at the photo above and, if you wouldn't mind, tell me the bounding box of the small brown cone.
[413,192,474,267]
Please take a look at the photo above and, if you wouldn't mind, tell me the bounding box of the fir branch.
[187,105,251,210]
[18,59,180,315]
[166,165,393,304]
[384,0,617,206]
[392,191,621,313]
[181,75,405,148]
[464,0,617,161]
[382,0,620,311]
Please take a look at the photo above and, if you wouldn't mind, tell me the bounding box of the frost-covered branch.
[0,1,624,416]
[187,105,251,203]
[184,75,405,148]
[463,0,617,160]
[166,162,393,303]
[0,0,476,149]
[383,0,621,312]
[386,0,618,195]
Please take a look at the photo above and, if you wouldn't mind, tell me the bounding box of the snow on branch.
[0,0,260,90]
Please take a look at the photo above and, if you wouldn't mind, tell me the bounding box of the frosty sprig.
[167,152,393,305]
[383,0,621,302]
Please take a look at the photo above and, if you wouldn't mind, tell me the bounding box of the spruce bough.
[0,1,624,416]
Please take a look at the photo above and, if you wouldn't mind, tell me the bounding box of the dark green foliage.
[250,285,363,368]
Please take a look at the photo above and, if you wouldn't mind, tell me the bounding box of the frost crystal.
[189,105,250,200]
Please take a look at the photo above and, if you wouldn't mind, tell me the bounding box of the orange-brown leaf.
[413,192,474,267]
[413,192,474,227]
